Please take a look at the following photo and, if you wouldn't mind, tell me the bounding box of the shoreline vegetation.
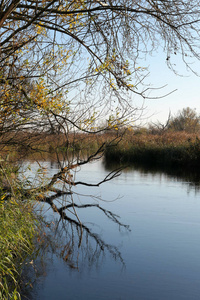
[11,130,200,170]
[3,130,200,169]
[104,131,200,170]
[0,160,41,299]
[0,197,39,299]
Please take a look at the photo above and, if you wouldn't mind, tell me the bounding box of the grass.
[2,132,108,161]
[2,130,200,170]
[0,197,38,299]
[4,129,200,170]
[104,131,200,169]
[0,159,40,300]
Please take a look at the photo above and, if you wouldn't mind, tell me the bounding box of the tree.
[1,1,200,139]
[168,107,200,133]
[148,112,172,135]
[1,0,200,264]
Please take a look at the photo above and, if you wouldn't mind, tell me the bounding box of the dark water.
[25,160,200,300]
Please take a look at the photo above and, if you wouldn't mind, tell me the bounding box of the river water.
[25,159,200,300]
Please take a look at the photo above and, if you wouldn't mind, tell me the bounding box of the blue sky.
[134,50,200,125]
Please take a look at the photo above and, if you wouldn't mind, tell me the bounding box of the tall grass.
[0,159,39,300]
[104,132,200,169]
[0,197,38,299]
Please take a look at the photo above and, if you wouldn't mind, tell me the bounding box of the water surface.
[26,160,200,300]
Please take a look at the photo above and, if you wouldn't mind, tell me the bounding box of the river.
[24,159,200,300]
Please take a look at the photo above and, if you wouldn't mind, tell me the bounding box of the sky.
[133,50,200,126]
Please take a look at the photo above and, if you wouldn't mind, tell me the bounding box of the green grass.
[0,195,38,299]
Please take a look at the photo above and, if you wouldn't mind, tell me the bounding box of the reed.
[104,132,200,169]
[0,160,39,300]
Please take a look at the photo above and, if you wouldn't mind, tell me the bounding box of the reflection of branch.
[61,213,125,263]
[36,191,129,232]
[58,203,130,230]
[36,192,129,265]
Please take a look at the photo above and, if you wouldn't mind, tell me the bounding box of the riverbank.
[104,132,200,169]
[3,130,200,169]
[6,130,200,170]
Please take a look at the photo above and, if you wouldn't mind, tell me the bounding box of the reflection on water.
[23,159,200,300]
[103,159,200,194]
